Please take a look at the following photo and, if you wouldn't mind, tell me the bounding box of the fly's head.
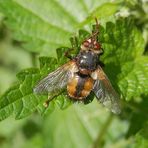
[80,18,103,55]
[81,38,102,54]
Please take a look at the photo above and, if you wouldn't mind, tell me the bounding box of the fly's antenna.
[91,17,100,42]
[94,17,99,33]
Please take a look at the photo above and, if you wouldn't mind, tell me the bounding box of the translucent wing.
[34,61,78,95]
[92,66,121,114]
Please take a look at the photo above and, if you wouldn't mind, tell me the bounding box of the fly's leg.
[99,48,104,55]
[97,48,105,67]
[98,61,105,67]
[43,92,63,108]
[43,95,53,108]
[64,36,79,59]
[64,48,74,60]
[91,17,100,40]
[43,100,49,108]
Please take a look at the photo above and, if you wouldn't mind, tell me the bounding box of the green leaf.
[0,0,147,121]
[0,18,147,120]
[0,47,72,120]
[0,0,148,147]
[132,122,148,148]
[0,24,32,95]
[125,95,148,138]
[0,0,121,57]
[0,69,47,120]
[100,19,148,101]
[118,57,148,101]
[42,101,128,148]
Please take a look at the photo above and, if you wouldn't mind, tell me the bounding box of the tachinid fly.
[34,19,121,114]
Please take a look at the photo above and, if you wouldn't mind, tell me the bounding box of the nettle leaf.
[0,19,147,120]
[132,122,148,148]
[36,48,72,116]
[42,101,128,148]
[119,57,148,101]
[100,19,148,101]
[0,68,46,120]
[0,0,121,57]
[125,96,148,138]
[0,0,147,121]
[0,47,72,120]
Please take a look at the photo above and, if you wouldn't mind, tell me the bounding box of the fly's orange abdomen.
[67,74,94,100]
[81,77,94,98]
[67,75,78,98]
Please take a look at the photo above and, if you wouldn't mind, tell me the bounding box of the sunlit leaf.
[0,0,121,57]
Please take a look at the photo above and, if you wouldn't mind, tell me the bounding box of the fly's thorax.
[67,73,94,100]
[76,50,99,75]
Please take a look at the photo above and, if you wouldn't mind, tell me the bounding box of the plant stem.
[92,113,114,148]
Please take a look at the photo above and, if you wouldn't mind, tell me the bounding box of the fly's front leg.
[99,48,104,55]
[98,47,104,67]
[99,61,105,67]
[64,36,79,59]
[64,48,74,60]
[98,60,105,67]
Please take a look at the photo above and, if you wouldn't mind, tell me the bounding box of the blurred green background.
[0,0,148,148]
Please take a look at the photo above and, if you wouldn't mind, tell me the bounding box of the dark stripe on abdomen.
[74,76,86,97]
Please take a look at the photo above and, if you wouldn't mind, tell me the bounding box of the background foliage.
[0,0,147,148]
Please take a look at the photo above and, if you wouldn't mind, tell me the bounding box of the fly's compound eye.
[81,40,90,50]
[94,42,101,50]
[83,41,90,48]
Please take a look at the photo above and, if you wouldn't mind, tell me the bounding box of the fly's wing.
[34,61,78,96]
[92,66,121,114]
